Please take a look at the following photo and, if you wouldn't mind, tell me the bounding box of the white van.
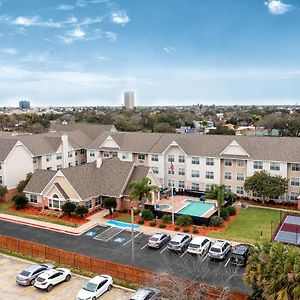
[187,236,211,255]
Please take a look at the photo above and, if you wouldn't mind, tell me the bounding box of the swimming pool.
[106,220,140,230]
[177,200,214,217]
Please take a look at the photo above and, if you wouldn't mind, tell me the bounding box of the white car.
[34,268,71,292]
[76,275,113,300]
[187,236,211,255]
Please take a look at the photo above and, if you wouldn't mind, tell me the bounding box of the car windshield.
[170,241,179,245]
[150,237,159,242]
[83,282,97,292]
[36,277,45,282]
[189,244,200,249]
[211,247,221,253]
[20,270,31,277]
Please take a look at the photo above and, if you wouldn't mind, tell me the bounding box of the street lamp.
[130,207,135,265]
[172,184,175,225]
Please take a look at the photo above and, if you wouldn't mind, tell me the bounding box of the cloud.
[56,4,74,11]
[21,52,50,63]
[76,0,108,7]
[13,16,39,26]
[1,48,17,55]
[11,16,62,28]
[264,0,293,15]
[111,11,130,24]
[105,31,117,41]
[59,27,86,44]
[163,46,176,53]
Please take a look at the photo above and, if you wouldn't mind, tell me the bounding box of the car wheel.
[92,297,96,300]
[65,274,71,282]
[107,284,112,291]
[30,279,35,286]
[47,284,53,292]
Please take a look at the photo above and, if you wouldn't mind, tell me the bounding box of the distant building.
[124,91,135,109]
[19,100,30,109]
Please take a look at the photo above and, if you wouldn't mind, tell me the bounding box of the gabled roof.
[0,139,19,161]
[24,169,56,193]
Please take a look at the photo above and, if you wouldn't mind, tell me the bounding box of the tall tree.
[0,185,8,199]
[206,184,225,217]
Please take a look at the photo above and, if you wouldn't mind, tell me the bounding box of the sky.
[0,0,300,107]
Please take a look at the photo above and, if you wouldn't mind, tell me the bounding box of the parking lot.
[0,254,134,300]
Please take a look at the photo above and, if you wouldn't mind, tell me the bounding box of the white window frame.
[191,156,200,165]
[178,180,185,188]
[191,182,200,191]
[236,186,244,194]
[90,150,95,157]
[95,196,101,206]
[206,158,214,166]
[168,155,175,162]
[86,199,92,210]
[237,172,245,181]
[56,153,62,160]
[291,163,300,171]
[206,171,214,179]
[237,160,245,167]
[178,155,185,163]
[46,154,52,162]
[253,161,263,169]
[191,170,200,178]
[151,154,158,162]
[291,177,300,186]
[224,159,232,166]
[270,162,280,171]
[29,194,38,203]
[224,172,232,180]
[152,167,159,174]
[122,152,129,160]
[178,167,185,176]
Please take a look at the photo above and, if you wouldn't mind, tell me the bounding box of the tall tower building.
[124,91,135,109]
[19,100,30,109]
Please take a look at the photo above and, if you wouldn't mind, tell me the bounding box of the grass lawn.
[0,200,78,227]
[208,207,285,244]
[116,215,132,223]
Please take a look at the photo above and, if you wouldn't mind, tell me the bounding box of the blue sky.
[0,0,299,107]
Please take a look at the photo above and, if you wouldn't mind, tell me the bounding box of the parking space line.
[224,258,230,267]
[95,226,112,236]
[123,231,142,246]
[180,250,188,258]
[141,243,148,250]
[105,229,125,242]
[202,253,209,262]
[160,245,169,254]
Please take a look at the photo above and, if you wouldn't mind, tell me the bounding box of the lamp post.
[131,207,135,265]
[172,184,175,225]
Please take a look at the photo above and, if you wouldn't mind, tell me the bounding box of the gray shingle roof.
[24,169,56,193]
[0,139,18,161]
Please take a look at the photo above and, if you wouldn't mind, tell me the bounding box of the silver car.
[208,240,231,260]
[16,263,54,286]
[130,287,160,300]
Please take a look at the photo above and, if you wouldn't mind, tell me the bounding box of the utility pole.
[131,207,135,265]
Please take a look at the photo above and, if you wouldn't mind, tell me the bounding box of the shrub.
[122,208,129,213]
[138,219,144,225]
[220,207,230,220]
[17,173,33,193]
[104,197,117,209]
[183,227,190,233]
[176,215,193,227]
[228,206,237,216]
[174,226,180,231]
[193,227,199,234]
[150,220,156,226]
[0,185,8,198]
[75,205,88,218]
[12,195,28,210]
[159,223,166,228]
[141,209,154,220]
[61,201,76,217]
[133,209,140,216]
[162,214,172,224]
[210,216,224,227]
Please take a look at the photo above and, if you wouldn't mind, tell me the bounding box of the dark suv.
[230,244,250,266]
[168,233,192,253]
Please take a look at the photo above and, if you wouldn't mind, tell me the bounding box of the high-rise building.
[19,100,30,109]
[124,91,135,109]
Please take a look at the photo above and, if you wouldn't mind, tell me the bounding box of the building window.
[138,154,145,160]
[290,192,300,200]
[191,182,200,191]
[86,199,92,210]
[206,171,214,179]
[224,172,232,180]
[29,194,37,203]
[178,168,185,176]
[57,165,62,170]
[167,179,175,187]
[291,177,300,186]
[68,151,73,158]
[0,163,1,170]
[168,167,174,175]
[291,164,300,171]
[80,149,85,154]
[95,196,101,206]
[236,186,244,194]
[237,160,245,167]
[75,161,78,166]
[81,160,86,164]
[32,157,37,163]
[191,156,200,165]
[253,161,263,169]
[224,185,232,192]
[75,151,78,156]
[49,194,62,210]
[205,184,212,192]
[0,175,2,184]
[178,155,185,163]
[237,172,245,181]
[112,152,118,157]
[178,180,185,188]
[168,155,175,162]
[224,159,232,166]
[47,167,52,170]
[191,170,200,178]
[122,152,129,160]
[90,150,95,157]
[151,154,158,162]
[270,162,280,171]
[152,167,159,174]
[56,153,62,160]
[103,152,110,158]
[206,158,214,166]
[46,154,52,162]
[68,162,73,167]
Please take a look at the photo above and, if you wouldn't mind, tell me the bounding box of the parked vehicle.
[130,287,160,300]
[230,244,250,266]
[168,233,192,253]
[148,233,170,249]
[34,268,71,292]
[76,275,113,300]
[208,240,231,260]
[16,263,54,286]
[187,236,211,255]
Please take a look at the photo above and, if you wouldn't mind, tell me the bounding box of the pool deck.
[156,195,217,218]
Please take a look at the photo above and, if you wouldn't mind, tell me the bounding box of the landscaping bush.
[176,215,193,227]
[150,220,156,226]
[138,219,144,225]
[193,227,199,234]
[141,209,154,220]
[17,173,33,193]
[174,226,180,231]
[61,201,76,217]
[0,185,8,199]
[159,223,166,228]
[210,216,224,227]
[122,208,129,213]
[220,207,230,220]
[228,206,237,216]
[183,227,190,233]
[162,214,172,224]
[12,195,28,210]
[103,197,117,209]
[75,205,88,218]
[133,209,141,216]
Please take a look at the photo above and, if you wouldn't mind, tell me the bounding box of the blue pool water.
[106,220,140,229]
[177,200,214,217]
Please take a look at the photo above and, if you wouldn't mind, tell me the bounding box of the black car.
[147,233,170,249]
[230,244,250,266]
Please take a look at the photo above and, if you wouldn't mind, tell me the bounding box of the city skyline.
[0,0,299,106]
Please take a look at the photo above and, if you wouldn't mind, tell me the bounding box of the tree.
[244,242,300,300]
[75,205,88,218]
[244,171,288,203]
[17,173,33,193]
[0,185,8,199]
[61,201,76,217]
[12,195,28,209]
[153,122,174,133]
[129,177,158,210]
[103,197,117,210]
[206,184,225,217]
[207,124,235,135]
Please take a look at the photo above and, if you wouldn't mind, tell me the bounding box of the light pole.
[131,207,135,265]
[172,184,175,225]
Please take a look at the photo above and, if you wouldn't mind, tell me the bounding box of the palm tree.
[206,184,225,217]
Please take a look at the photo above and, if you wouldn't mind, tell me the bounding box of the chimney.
[96,157,102,168]
[61,134,69,168]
